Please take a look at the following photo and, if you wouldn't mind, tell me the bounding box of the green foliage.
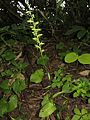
[49,68,90,99]
[0,95,18,117]
[12,79,26,94]
[0,80,11,94]
[0,50,27,117]
[7,95,18,112]
[78,54,90,64]
[39,94,56,118]
[12,61,28,71]
[1,50,16,61]
[51,68,64,88]
[30,69,44,83]
[72,108,90,120]
[65,52,78,63]
[65,25,90,41]
[0,99,7,117]
[88,98,90,104]
[0,1,90,119]
[56,42,67,60]
[73,78,90,98]
[37,55,49,66]
[65,52,90,64]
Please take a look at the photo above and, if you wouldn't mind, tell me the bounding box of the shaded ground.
[0,37,90,120]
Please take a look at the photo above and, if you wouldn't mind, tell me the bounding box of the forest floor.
[0,36,90,120]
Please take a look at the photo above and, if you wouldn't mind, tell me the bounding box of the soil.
[0,37,90,120]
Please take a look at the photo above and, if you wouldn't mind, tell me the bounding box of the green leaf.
[78,54,90,64]
[0,99,8,117]
[62,82,71,93]
[13,79,26,94]
[41,94,50,106]
[11,117,16,120]
[1,70,13,77]
[12,61,28,71]
[0,80,9,90]
[81,109,87,115]
[37,55,49,65]
[74,108,81,115]
[73,92,79,97]
[39,101,56,118]
[0,80,10,94]
[71,115,80,120]
[52,81,63,88]
[81,114,89,120]
[77,29,87,39]
[1,51,16,61]
[65,52,78,63]
[88,98,90,104]
[7,95,18,112]
[30,69,44,83]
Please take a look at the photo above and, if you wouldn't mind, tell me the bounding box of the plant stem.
[52,91,64,99]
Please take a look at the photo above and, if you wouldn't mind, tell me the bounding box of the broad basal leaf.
[78,54,90,64]
[30,69,44,83]
[65,52,78,63]
[39,101,56,118]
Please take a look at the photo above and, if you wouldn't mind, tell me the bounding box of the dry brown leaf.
[79,70,90,76]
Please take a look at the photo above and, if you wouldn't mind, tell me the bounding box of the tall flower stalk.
[26,5,44,56]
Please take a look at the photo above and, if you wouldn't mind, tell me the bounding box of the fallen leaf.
[79,70,90,76]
